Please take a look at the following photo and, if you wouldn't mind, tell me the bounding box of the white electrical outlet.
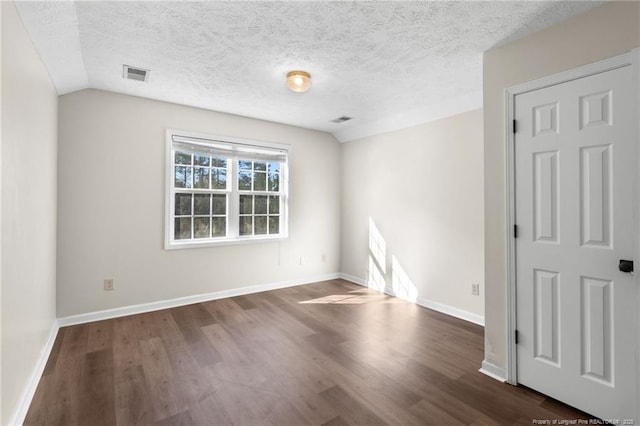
[472,283,480,296]
[104,278,115,291]
[299,256,305,266]
[321,254,327,263]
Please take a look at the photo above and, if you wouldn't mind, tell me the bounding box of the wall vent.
[123,65,150,82]
[331,116,353,124]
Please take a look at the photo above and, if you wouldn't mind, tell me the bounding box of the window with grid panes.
[166,131,289,249]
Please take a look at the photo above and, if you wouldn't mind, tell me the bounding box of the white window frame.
[165,129,290,250]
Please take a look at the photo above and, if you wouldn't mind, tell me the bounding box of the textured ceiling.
[16,1,603,142]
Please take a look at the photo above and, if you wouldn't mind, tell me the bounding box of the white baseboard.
[416,297,484,326]
[479,360,507,382]
[58,272,341,327]
[338,272,366,286]
[339,273,485,326]
[9,320,60,426]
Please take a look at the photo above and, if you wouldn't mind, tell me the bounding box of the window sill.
[165,234,288,250]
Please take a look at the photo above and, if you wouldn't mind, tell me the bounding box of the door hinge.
[515,330,519,344]
[514,224,518,238]
[513,119,517,134]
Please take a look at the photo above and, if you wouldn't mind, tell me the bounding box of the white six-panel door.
[515,65,637,420]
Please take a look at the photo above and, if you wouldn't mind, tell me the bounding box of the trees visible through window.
[238,160,281,236]
[166,131,289,249]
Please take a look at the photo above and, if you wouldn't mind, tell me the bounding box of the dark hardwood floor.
[25,279,590,425]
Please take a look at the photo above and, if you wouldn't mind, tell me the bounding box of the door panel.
[533,269,560,365]
[580,276,612,385]
[515,65,637,420]
[580,144,612,247]
[533,150,559,243]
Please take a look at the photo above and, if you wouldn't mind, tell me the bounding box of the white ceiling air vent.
[123,65,150,82]
[331,116,353,124]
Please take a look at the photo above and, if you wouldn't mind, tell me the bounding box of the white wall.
[57,89,341,317]
[1,2,58,424]
[340,109,484,319]
[483,1,640,370]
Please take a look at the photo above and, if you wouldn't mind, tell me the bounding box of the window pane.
[268,172,279,192]
[269,162,280,173]
[212,194,226,215]
[175,218,191,239]
[175,166,192,188]
[239,216,253,236]
[175,193,192,215]
[194,155,210,166]
[212,157,226,168]
[194,194,211,215]
[239,171,252,190]
[211,169,227,189]
[239,195,253,214]
[255,216,267,235]
[254,171,266,191]
[175,152,191,165]
[194,167,210,189]
[212,217,226,237]
[269,216,280,234]
[269,196,280,215]
[194,217,210,239]
[169,138,287,245]
[255,195,267,214]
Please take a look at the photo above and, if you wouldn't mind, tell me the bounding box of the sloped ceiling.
[16,1,603,142]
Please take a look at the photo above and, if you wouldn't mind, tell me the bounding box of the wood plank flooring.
[25,279,590,425]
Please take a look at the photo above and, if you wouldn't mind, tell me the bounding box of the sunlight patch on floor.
[299,289,403,305]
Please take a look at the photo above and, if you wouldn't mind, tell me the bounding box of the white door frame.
[503,49,640,410]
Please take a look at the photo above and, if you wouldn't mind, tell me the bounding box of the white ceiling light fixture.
[287,70,311,93]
